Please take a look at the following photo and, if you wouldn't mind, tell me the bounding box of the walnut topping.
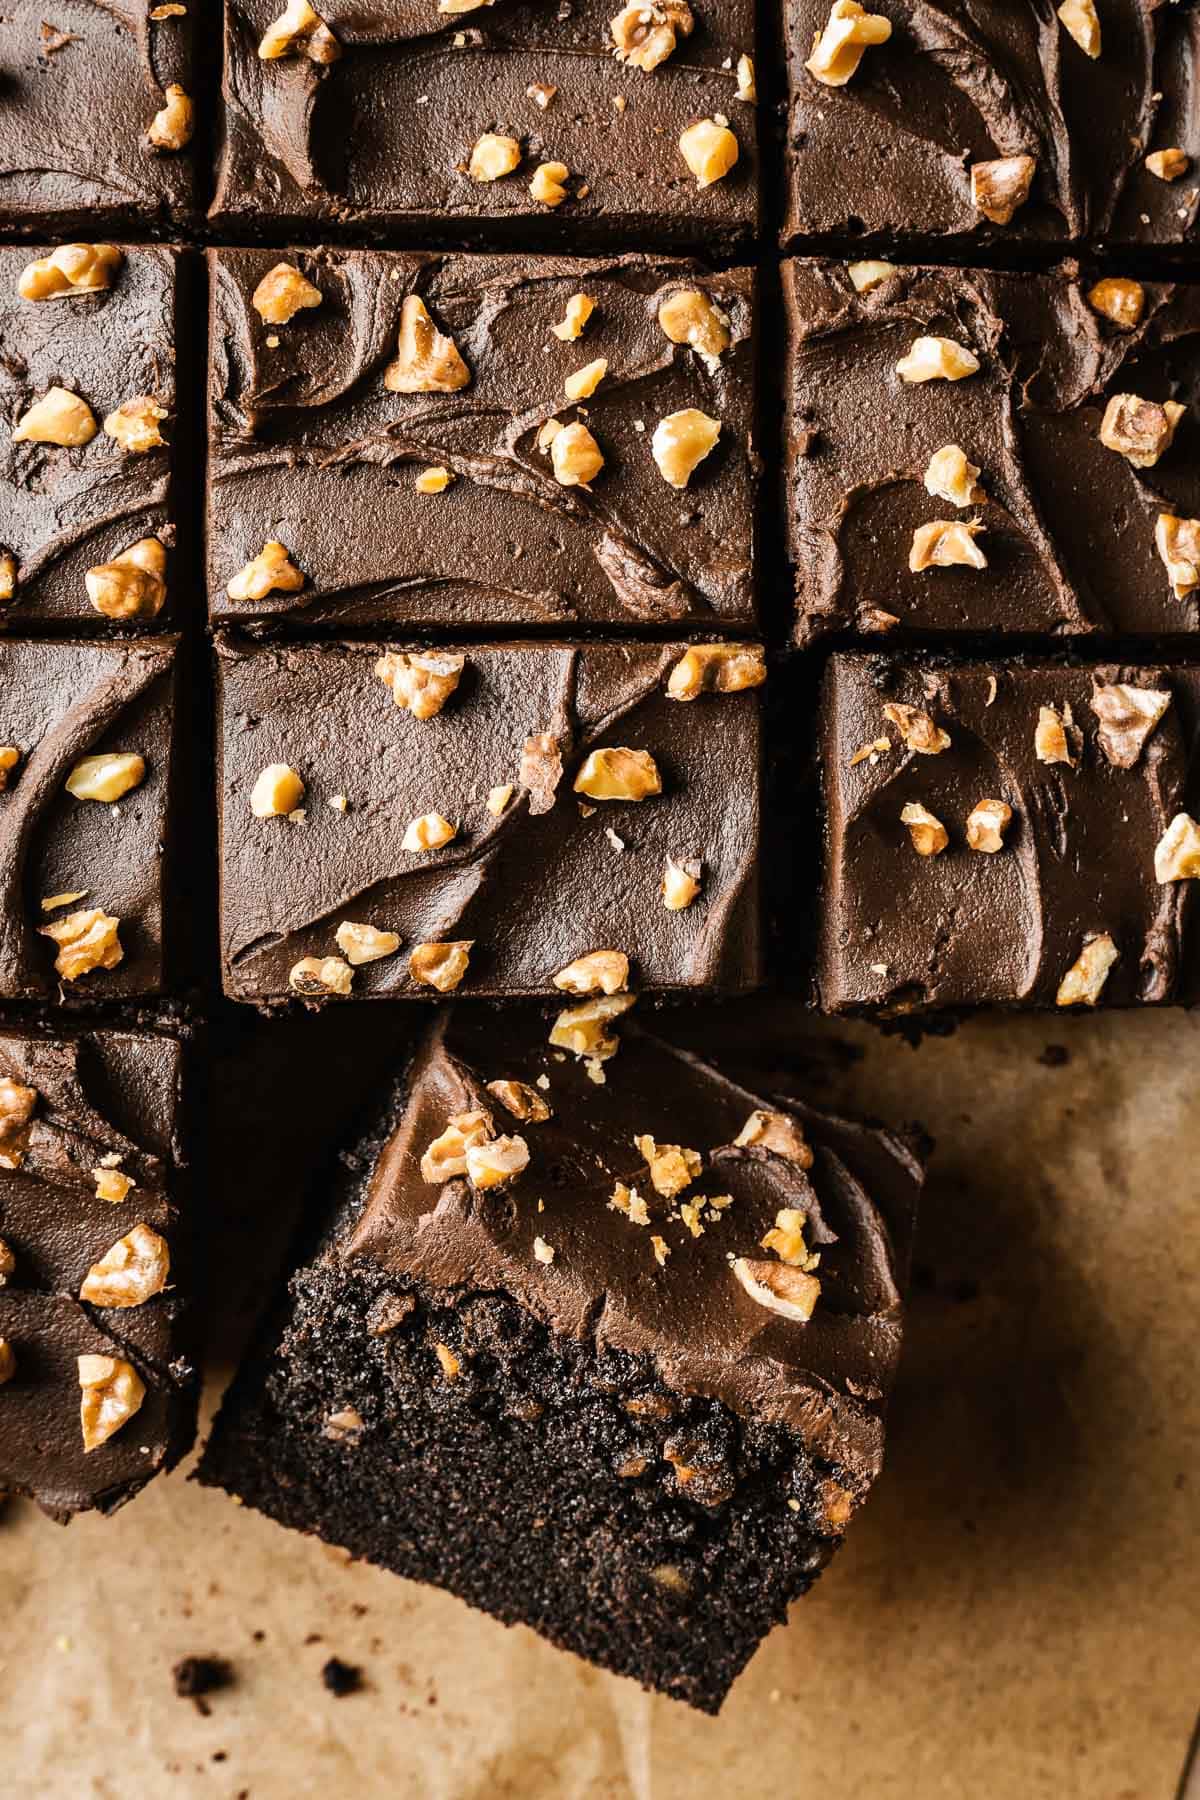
[651,1234,670,1267]
[85,536,167,619]
[966,798,1013,853]
[0,551,15,603]
[250,763,305,818]
[0,1077,37,1169]
[924,444,984,509]
[652,408,721,488]
[736,53,756,101]
[761,1207,820,1271]
[335,921,401,965]
[732,1257,820,1322]
[1057,0,1100,57]
[39,908,122,980]
[805,1,891,86]
[1035,704,1076,767]
[549,992,636,1060]
[610,1181,651,1225]
[847,260,896,294]
[415,465,453,494]
[402,812,457,852]
[574,747,661,801]
[550,419,605,487]
[734,1109,813,1167]
[94,1166,135,1203]
[43,889,89,912]
[227,540,305,602]
[409,940,473,991]
[552,293,596,341]
[529,161,571,206]
[1098,393,1184,469]
[519,733,564,814]
[970,154,1036,225]
[667,642,765,701]
[900,802,949,857]
[103,395,168,454]
[252,262,322,325]
[0,747,19,790]
[469,133,522,182]
[1089,683,1171,769]
[65,752,145,805]
[375,650,465,720]
[258,0,341,60]
[150,4,188,16]
[487,1080,552,1123]
[883,703,950,756]
[0,1237,14,1285]
[465,1134,531,1189]
[657,288,731,370]
[532,1236,555,1264]
[1155,813,1200,882]
[289,956,354,998]
[487,784,514,816]
[662,854,702,911]
[678,120,739,189]
[1056,933,1118,1007]
[1146,148,1189,182]
[1155,513,1200,601]
[433,1342,461,1380]
[18,243,122,302]
[12,385,97,446]
[420,1109,494,1183]
[527,81,557,108]
[78,1354,145,1451]
[323,1406,364,1442]
[79,1222,169,1309]
[146,84,194,151]
[553,950,629,996]
[610,2,693,71]
[0,1337,14,1384]
[385,296,471,394]
[564,358,607,401]
[896,337,980,383]
[636,1134,701,1197]
[1088,277,1145,331]
[910,519,987,572]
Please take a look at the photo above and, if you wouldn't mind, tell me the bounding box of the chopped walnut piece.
[761,1207,820,1271]
[970,154,1036,225]
[1155,513,1200,601]
[529,161,571,206]
[610,1,693,71]
[150,3,188,15]
[85,536,167,619]
[662,854,702,911]
[636,1134,701,1198]
[65,752,145,805]
[574,746,662,801]
[895,337,980,383]
[42,890,89,912]
[1057,0,1100,56]
[1146,148,1189,182]
[1089,683,1171,769]
[335,921,401,965]
[252,262,322,325]
[39,908,122,980]
[532,1236,555,1264]
[0,550,15,604]
[258,0,341,59]
[465,1133,530,1189]
[0,746,19,790]
[487,784,514,816]
[18,243,123,302]
[805,1,891,85]
[0,1077,37,1170]
[420,1109,494,1183]
[651,1234,670,1267]
[652,408,721,488]
[734,1109,813,1168]
[1155,813,1200,882]
[564,358,607,402]
[487,1080,552,1123]
[549,992,636,1060]
[469,133,522,182]
[0,1337,14,1384]
[79,1222,169,1309]
[910,518,988,572]
[323,1406,363,1442]
[1098,393,1184,469]
[433,1342,461,1380]
[553,949,629,996]
[103,395,168,454]
[667,641,765,701]
[78,1354,145,1451]
[1087,277,1145,331]
[415,465,453,494]
[849,736,890,767]
[657,288,731,370]
[736,53,756,101]
[250,763,304,818]
[847,260,896,294]
[732,1257,820,1322]
[518,732,564,815]
[385,295,471,393]
[374,650,465,720]
[289,956,354,998]
[883,702,951,755]
[552,293,596,341]
[550,419,605,487]
[146,83,194,151]
[1035,704,1076,767]
[678,120,739,188]
[0,1237,14,1285]
[401,812,457,852]
[409,941,472,992]
[966,798,1013,853]
[924,444,984,509]
[12,385,97,447]
[900,802,949,857]
[94,1166,135,1203]
[1056,933,1118,1007]
[609,1181,651,1225]
[527,81,557,109]
[227,540,305,602]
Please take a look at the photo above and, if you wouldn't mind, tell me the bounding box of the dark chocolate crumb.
[321,1657,363,1697]
[173,1656,234,1702]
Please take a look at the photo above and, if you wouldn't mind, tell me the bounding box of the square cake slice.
[785,260,1200,644]
[216,635,764,1005]
[0,1021,194,1520]
[208,249,756,632]
[197,1004,922,1711]
[213,1,759,251]
[818,654,1200,1016]
[0,245,187,629]
[785,1,1199,254]
[0,638,180,1003]
[0,5,201,236]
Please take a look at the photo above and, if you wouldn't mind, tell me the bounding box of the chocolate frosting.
[786,261,1200,642]
[215,0,759,249]
[217,635,763,1003]
[819,654,1200,1013]
[785,0,1200,250]
[0,246,181,626]
[343,1008,922,1482]
[209,249,756,631]
[0,1024,191,1519]
[0,638,178,1002]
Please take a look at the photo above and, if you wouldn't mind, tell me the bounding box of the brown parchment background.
[1,1003,1197,1800]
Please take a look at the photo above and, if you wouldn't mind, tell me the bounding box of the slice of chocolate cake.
[197,1004,922,1712]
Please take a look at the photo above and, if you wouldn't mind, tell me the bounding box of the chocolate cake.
[0,1020,194,1520]
[197,1004,923,1711]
